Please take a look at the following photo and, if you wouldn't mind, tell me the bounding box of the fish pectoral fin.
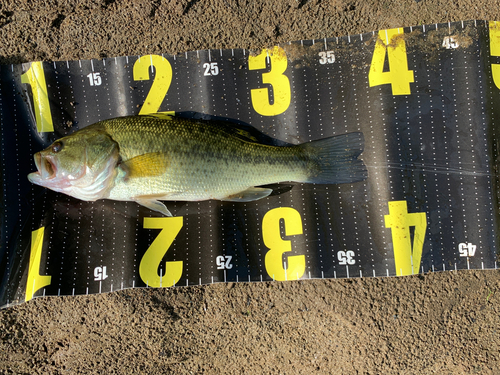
[122,152,169,178]
[134,195,173,216]
[220,187,273,202]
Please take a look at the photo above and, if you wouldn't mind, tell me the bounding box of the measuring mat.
[1,20,499,308]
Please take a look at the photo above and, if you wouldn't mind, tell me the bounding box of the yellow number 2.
[21,62,54,132]
[248,46,291,116]
[369,28,414,95]
[140,217,183,287]
[133,55,173,115]
[384,201,427,276]
[262,207,305,281]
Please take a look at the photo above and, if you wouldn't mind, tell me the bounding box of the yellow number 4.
[384,201,427,276]
[369,28,414,95]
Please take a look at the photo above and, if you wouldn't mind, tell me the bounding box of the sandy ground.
[1,0,500,373]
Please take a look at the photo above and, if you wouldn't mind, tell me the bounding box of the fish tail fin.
[300,132,367,184]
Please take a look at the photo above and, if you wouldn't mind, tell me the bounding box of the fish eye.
[52,141,63,153]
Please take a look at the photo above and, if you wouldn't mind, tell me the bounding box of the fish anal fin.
[133,194,173,216]
[122,152,169,178]
[220,187,273,202]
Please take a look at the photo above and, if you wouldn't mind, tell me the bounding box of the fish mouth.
[33,152,57,180]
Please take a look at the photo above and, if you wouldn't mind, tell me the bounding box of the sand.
[1,0,500,373]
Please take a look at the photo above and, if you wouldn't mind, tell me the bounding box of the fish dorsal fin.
[223,124,260,143]
[143,113,174,121]
[216,122,292,146]
[205,119,291,146]
[121,152,169,178]
[213,121,269,144]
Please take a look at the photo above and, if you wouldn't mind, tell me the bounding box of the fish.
[28,114,367,216]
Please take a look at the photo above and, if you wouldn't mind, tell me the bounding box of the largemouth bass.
[28,115,367,216]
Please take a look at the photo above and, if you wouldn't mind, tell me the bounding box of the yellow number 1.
[25,227,52,301]
[369,28,414,95]
[21,62,54,132]
[489,21,500,89]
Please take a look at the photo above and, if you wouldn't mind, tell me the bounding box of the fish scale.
[28,114,367,216]
[102,116,307,199]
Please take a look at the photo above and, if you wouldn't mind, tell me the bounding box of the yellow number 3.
[262,207,305,281]
[248,46,291,116]
[369,28,414,95]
